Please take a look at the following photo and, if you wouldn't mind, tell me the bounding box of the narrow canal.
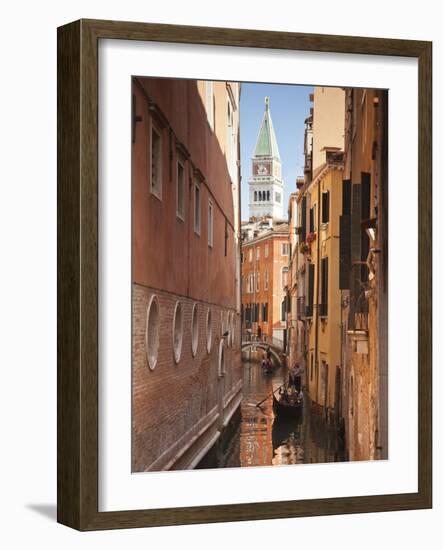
[198,356,346,469]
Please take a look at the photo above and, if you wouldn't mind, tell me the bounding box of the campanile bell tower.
[248,97,284,220]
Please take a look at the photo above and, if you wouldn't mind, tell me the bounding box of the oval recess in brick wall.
[172,301,183,364]
[145,295,160,370]
[206,308,212,354]
[191,303,199,357]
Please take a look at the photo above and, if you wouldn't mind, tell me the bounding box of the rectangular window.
[306,264,315,317]
[301,196,307,242]
[176,160,185,220]
[206,81,214,129]
[256,247,260,260]
[281,242,289,256]
[342,179,351,215]
[227,99,235,182]
[264,270,269,290]
[320,257,329,317]
[249,249,252,262]
[208,200,213,247]
[281,299,287,322]
[256,272,260,292]
[150,123,162,199]
[194,182,201,235]
[282,267,289,289]
[322,191,330,223]
[264,244,269,258]
[262,303,268,323]
[309,204,316,233]
[252,303,259,323]
[339,215,351,289]
[361,173,371,283]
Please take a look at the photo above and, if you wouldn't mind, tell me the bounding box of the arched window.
[254,191,257,201]
[145,295,160,370]
[267,190,270,201]
[259,191,262,201]
[191,303,199,357]
[172,301,183,364]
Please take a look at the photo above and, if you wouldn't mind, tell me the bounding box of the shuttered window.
[307,263,315,317]
[281,299,287,322]
[309,206,315,233]
[361,173,371,282]
[301,196,307,242]
[339,215,351,289]
[320,257,328,316]
[342,179,351,215]
[322,191,330,223]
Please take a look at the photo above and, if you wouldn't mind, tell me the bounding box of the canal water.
[198,357,346,469]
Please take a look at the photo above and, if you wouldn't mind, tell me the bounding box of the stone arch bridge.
[241,337,286,367]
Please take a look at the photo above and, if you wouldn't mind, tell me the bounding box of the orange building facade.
[241,224,289,344]
[131,77,242,471]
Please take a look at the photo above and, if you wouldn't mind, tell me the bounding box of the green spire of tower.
[253,96,281,159]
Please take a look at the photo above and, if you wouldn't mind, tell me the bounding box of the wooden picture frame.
[57,18,432,530]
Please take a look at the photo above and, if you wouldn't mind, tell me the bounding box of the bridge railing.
[241,332,284,352]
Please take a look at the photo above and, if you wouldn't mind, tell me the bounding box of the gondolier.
[289,363,304,391]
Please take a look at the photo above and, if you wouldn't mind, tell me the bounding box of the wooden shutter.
[307,263,315,316]
[322,191,330,223]
[349,184,361,329]
[321,257,328,316]
[301,196,307,242]
[339,215,351,289]
[342,179,351,215]
[361,173,371,282]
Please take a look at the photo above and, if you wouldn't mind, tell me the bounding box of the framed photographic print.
[57,19,432,530]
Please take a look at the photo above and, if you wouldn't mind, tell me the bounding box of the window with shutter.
[309,206,315,233]
[307,264,315,317]
[342,179,351,215]
[301,196,307,242]
[339,215,351,289]
[361,173,371,282]
[320,257,328,316]
[322,191,330,223]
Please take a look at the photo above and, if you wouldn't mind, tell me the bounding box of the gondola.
[272,387,303,418]
[261,358,275,375]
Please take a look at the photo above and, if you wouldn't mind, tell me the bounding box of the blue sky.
[239,82,313,220]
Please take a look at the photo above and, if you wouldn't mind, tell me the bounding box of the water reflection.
[198,357,346,469]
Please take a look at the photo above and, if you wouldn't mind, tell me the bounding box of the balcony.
[325,150,344,165]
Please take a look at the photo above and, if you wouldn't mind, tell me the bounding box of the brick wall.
[132,283,242,471]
